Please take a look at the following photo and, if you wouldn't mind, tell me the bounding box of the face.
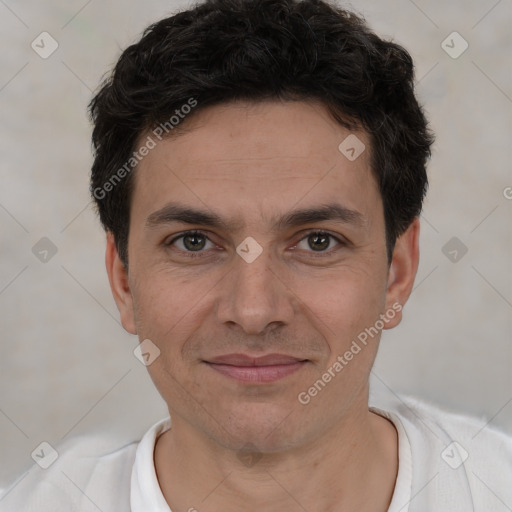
[107,100,419,453]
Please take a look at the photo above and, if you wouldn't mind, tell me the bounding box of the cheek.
[134,262,208,315]
[296,266,387,338]
[131,274,208,394]
[131,269,218,364]
[131,271,189,343]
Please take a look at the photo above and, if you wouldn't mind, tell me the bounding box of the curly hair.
[89,0,434,267]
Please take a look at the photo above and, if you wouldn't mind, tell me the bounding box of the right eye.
[165,230,216,258]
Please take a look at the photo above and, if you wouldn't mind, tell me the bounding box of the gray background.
[0,0,511,490]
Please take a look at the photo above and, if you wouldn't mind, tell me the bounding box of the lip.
[205,353,308,384]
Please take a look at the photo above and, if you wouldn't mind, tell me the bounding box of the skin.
[106,99,420,511]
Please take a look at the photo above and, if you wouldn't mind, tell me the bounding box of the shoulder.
[372,394,512,511]
[392,394,512,451]
[0,431,139,512]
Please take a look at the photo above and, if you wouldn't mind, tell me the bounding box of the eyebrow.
[145,202,365,232]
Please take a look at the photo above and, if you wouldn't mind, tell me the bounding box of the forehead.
[130,100,379,227]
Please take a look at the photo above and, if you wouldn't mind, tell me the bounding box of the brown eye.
[296,231,343,255]
[307,232,330,251]
[181,232,207,251]
[166,230,214,255]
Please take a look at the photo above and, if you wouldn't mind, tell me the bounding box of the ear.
[383,217,420,329]
[105,232,137,334]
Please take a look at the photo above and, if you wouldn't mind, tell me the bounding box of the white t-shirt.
[1,395,511,511]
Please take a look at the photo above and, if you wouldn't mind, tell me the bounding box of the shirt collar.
[130,410,411,511]
[131,416,172,512]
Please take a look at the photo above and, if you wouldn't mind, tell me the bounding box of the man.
[2,0,511,510]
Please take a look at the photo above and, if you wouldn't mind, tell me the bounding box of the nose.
[216,247,295,335]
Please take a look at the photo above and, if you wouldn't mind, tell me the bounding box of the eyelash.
[165,229,345,259]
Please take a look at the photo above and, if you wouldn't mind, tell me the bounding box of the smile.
[204,353,309,384]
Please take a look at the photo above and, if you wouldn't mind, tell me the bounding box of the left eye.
[295,231,342,255]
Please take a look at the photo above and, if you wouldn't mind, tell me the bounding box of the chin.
[212,402,302,452]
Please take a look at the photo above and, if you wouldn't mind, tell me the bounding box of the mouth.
[203,353,309,384]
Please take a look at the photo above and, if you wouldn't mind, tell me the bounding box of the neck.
[154,398,398,512]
